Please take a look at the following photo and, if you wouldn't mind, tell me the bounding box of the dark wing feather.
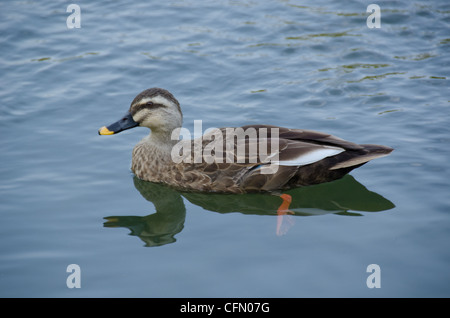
[241,124,363,150]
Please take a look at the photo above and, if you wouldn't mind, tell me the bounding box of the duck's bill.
[98,111,139,135]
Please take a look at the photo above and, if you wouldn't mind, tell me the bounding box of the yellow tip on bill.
[98,126,114,135]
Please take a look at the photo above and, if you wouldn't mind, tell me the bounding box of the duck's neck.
[146,126,181,156]
[132,126,183,182]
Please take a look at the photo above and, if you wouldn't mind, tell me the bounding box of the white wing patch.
[274,146,345,167]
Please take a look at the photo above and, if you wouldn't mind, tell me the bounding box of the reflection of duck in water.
[99,88,393,214]
[104,175,395,246]
[104,178,185,247]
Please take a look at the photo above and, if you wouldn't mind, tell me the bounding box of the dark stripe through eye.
[131,101,166,115]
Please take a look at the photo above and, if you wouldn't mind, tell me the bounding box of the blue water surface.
[0,0,449,297]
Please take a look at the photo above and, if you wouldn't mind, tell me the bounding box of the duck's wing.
[236,124,365,168]
[229,125,392,191]
[240,124,393,169]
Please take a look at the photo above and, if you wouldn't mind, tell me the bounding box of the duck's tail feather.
[329,144,393,170]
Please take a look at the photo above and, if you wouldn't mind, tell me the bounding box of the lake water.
[0,0,449,298]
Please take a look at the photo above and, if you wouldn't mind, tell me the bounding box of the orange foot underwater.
[276,194,295,236]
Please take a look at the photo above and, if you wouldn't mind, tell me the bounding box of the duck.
[98,87,393,197]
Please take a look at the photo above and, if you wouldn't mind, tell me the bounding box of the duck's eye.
[146,101,154,107]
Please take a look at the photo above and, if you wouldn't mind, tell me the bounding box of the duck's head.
[98,87,182,136]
